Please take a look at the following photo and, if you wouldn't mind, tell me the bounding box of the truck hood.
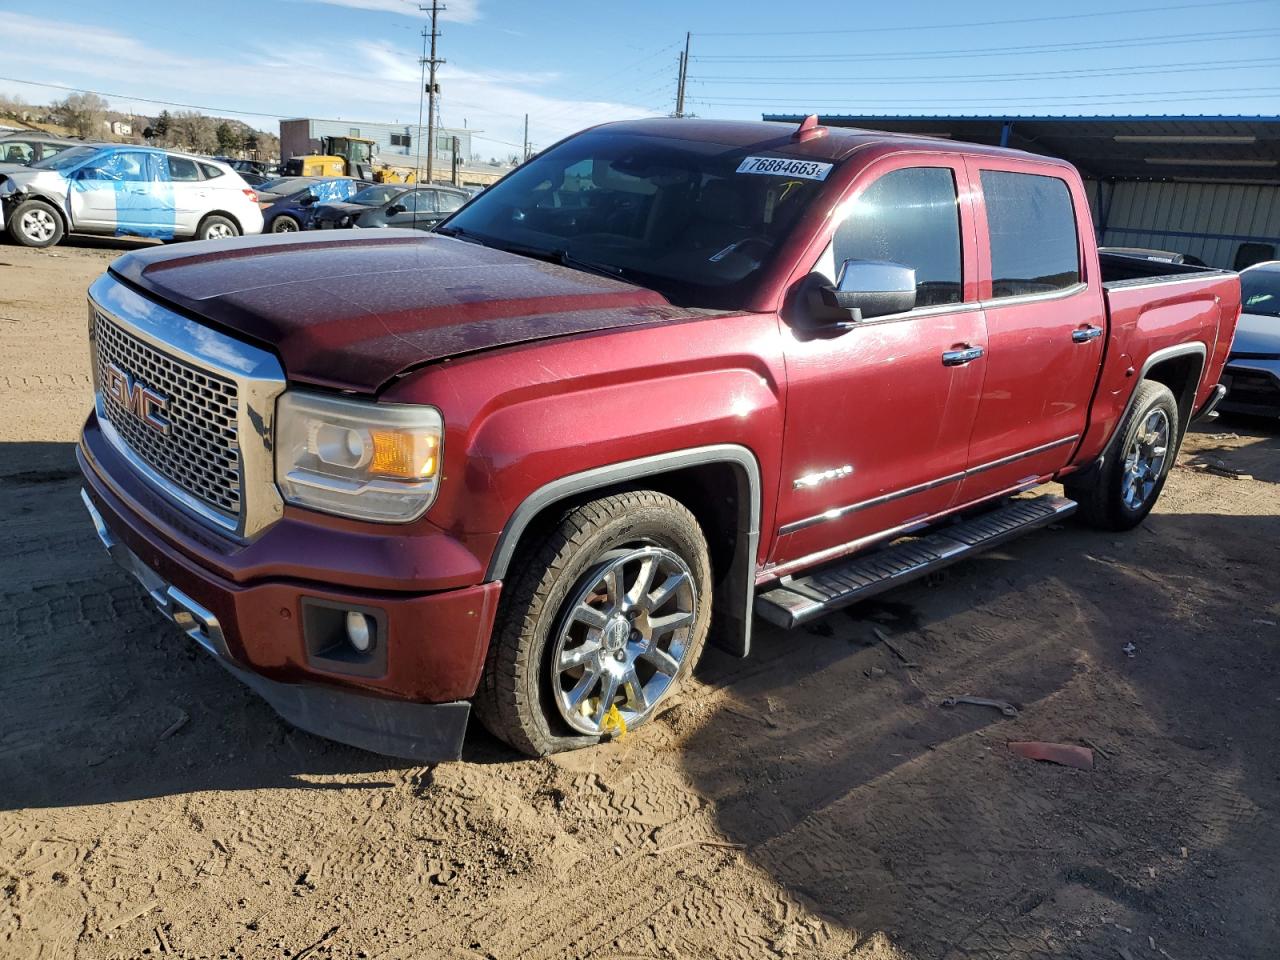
[108,230,702,393]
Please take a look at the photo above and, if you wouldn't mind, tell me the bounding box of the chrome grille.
[93,310,242,516]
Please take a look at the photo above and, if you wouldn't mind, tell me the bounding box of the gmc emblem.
[104,363,171,436]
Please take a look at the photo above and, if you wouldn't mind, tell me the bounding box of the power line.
[689,58,1280,86]
[695,0,1270,36]
[690,28,1280,63]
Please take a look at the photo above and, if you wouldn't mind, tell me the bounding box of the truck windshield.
[438,130,835,308]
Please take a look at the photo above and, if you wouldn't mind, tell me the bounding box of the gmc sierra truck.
[77,117,1240,761]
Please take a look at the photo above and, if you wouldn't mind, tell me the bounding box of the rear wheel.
[7,199,63,248]
[1067,379,1180,530]
[270,215,300,234]
[475,491,712,756]
[196,215,239,241]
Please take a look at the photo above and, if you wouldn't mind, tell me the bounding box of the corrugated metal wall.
[1083,180,1280,269]
[280,119,472,164]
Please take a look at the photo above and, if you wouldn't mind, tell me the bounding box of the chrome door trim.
[780,471,965,535]
[780,434,1079,536]
[964,434,1080,476]
[978,281,1088,310]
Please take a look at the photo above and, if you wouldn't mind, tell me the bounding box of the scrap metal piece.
[941,695,1019,718]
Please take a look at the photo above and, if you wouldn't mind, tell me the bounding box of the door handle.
[1072,326,1104,343]
[942,345,985,366]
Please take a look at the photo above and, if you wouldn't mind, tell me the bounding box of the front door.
[69,151,160,235]
[771,160,987,569]
[955,160,1105,504]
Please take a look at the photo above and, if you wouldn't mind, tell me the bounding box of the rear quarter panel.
[1076,273,1241,461]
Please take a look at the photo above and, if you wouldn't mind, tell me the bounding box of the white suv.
[0,145,264,247]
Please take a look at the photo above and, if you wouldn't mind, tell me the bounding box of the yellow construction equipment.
[281,136,378,180]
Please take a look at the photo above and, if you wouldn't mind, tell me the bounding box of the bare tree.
[55,92,110,138]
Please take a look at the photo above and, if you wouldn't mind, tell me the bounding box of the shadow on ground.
[678,438,1280,957]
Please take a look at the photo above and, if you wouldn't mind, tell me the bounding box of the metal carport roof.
[761,115,1280,184]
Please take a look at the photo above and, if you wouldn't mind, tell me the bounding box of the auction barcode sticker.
[736,156,833,181]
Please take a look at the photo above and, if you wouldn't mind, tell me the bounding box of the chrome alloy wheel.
[205,222,234,239]
[1122,408,1170,510]
[20,208,57,243]
[551,546,697,736]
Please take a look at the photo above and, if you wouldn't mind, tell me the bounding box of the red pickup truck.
[78,117,1239,761]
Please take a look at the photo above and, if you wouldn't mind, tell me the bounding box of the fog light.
[345,610,373,652]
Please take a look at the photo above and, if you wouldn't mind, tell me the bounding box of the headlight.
[275,391,443,522]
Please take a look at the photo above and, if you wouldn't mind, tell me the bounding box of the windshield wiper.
[550,249,628,281]
[434,225,487,246]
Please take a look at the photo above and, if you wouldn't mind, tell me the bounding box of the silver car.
[1,144,265,247]
[1221,261,1280,417]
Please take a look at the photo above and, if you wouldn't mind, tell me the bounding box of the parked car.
[215,157,278,178]
[0,132,84,170]
[76,117,1240,763]
[239,171,271,189]
[262,177,370,233]
[254,176,321,204]
[1,144,263,247]
[1220,260,1280,417]
[311,183,470,231]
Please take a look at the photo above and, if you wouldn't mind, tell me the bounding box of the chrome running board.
[755,494,1077,629]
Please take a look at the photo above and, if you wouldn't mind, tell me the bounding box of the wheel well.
[198,210,242,233]
[1143,352,1204,436]
[491,451,760,657]
[12,194,68,230]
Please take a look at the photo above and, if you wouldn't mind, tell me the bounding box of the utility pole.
[522,113,529,162]
[417,1,445,183]
[674,32,690,118]
[451,135,460,185]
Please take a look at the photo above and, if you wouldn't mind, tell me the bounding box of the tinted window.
[199,163,225,180]
[1240,266,1280,318]
[981,171,1079,297]
[168,156,200,181]
[442,131,832,309]
[832,166,963,309]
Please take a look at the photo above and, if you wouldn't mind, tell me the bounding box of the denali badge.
[104,363,171,436]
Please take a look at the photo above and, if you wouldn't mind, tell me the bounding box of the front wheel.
[1067,379,1180,530]
[475,490,712,756]
[270,215,300,234]
[7,199,64,247]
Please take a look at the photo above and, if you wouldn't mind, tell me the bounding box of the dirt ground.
[2,239,1278,960]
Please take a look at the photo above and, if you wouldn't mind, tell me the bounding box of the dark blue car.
[261,177,369,233]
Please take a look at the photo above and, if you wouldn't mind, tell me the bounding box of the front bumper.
[1221,359,1280,416]
[82,486,476,762]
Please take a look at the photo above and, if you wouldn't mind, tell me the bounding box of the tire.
[270,215,300,234]
[196,214,239,241]
[7,199,64,248]
[475,490,713,757]
[1066,379,1180,531]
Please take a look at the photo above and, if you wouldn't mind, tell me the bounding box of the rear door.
[954,160,1105,504]
[164,154,206,235]
[772,158,987,568]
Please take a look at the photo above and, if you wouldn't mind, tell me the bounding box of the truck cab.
[77,118,1239,761]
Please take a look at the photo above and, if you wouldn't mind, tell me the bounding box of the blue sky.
[1,0,1277,157]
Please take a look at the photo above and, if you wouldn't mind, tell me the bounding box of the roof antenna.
[792,114,828,142]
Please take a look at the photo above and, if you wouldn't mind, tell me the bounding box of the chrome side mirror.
[832,259,917,319]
